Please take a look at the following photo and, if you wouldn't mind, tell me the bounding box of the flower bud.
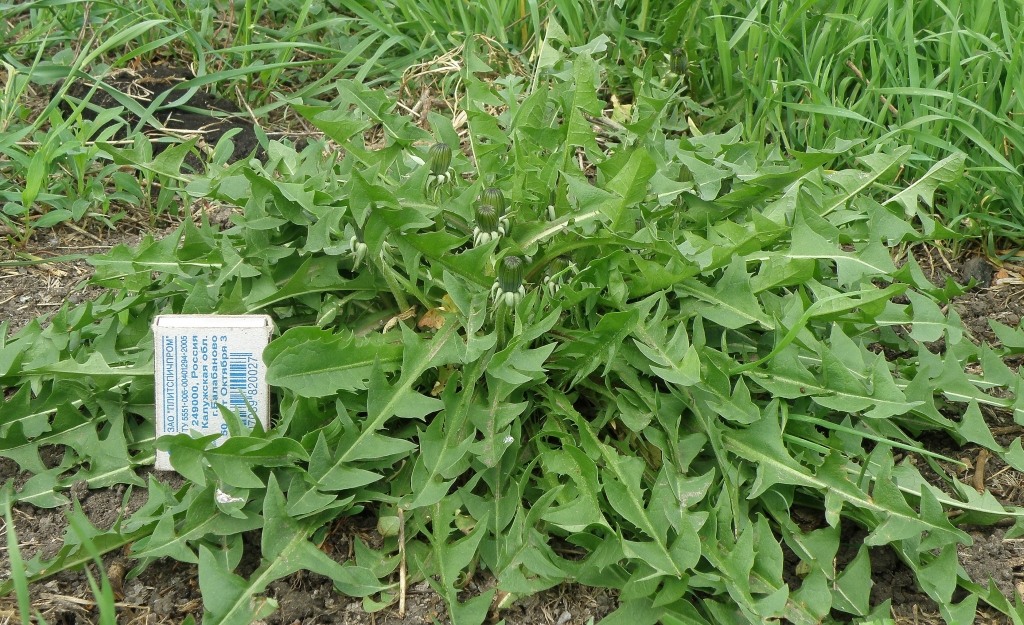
[671,47,687,76]
[498,255,525,295]
[428,142,452,176]
[475,203,500,234]
[543,256,571,295]
[547,256,571,279]
[480,187,506,215]
[349,235,368,268]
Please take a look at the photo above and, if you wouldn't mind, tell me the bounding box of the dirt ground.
[0,459,617,625]
[5,223,1024,623]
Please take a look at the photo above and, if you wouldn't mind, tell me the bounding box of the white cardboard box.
[153,315,273,471]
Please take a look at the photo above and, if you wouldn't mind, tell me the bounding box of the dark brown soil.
[0,462,616,625]
[1,221,161,335]
[56,63,263,169]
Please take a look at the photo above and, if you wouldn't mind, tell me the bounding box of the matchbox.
[153,314,273,471]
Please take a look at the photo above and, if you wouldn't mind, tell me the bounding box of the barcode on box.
[228,351,254,422]
[153,315,272,471]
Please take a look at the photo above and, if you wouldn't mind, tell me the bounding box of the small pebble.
[960,257,993,288]
[124,580,146,603]
[153,592,174,615]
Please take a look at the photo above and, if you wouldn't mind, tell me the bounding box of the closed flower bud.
[480,187,506,215]
[671,47,687,76]
[349,235,368,269]
[547,256,571,279]
[473,201,509,246]
[543,256,573,296]
[475,203,500,234]
[498,255,525,296]
[428,142,452,176]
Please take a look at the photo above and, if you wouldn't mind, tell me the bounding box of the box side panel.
[155,315,273,329]
[154,318,271,471]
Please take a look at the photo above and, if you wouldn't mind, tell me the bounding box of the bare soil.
[56,63,264,169]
